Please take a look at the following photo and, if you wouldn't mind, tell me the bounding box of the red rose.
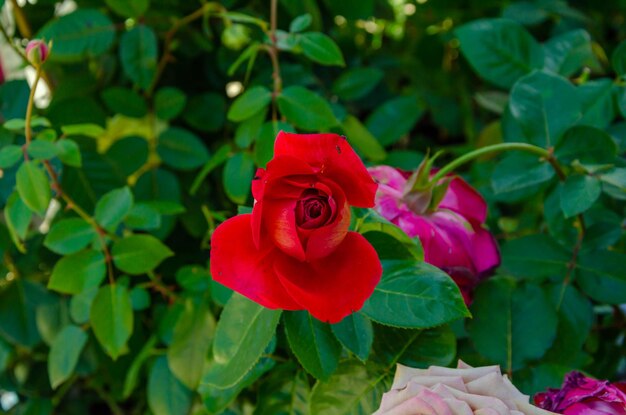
[210,132,382,323]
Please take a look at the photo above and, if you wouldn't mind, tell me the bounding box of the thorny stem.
[145,4,212,97]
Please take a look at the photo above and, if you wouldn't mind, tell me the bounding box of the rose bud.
[534,371,626,415]
[25,39,50,65]
[210,132,382,323]
[375,361,557,415]
[368,163,500,304]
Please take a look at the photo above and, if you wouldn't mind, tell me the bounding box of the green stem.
[430,142,551,184]
[24,66,42,145]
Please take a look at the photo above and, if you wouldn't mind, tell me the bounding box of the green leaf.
[3,118,25,130]
[254,121,295,167]
[157,127,210,170]
[559,175,601,218]
[599,167,626,190]
[284,310,342,380]
[374,325,456,368]
[124,203,161,230]
[0,144,22,168]
[544,29,596,77]
[507,70,581,147]
[330,313,373,362]
[227,86,272,122]
[106,0,149,17]
[491,153,555,201]
[101,87,148,118]
[342,115,386,162]
[148,356,192,415]
[611,39,626,76]
[130,286,150,310]
[555,125,617,165]
[455,18,543,89]
[90,284,133,360]
[360,260,469,328]
[183,93,226,133]
[578,79,615,129]
[119,25,157,90]
[332,67,384,101]
[290,13,312,32]
[235,107,267,149]
[16,161,51,215]
[298,32,345,66]
[175,265,210,293]
[94,186,134,231]
[5,192,31,251]
[355,208,423,261]
[70,287,98,325]
[61,123,105,138]
[37,9,115,62]
[577,250,626,304]
[309,359,387,415]
[112,234,173,275]
[223,152,255,205]
[167,298,215,389]
[502,2,549,25]
[203,293,281,389]
[26,140,58,160]
[154,87,187,120]
[365,95,424,146]
[501,234,570,279]
[56,139,82,167]
[468,278,558,371]
[48,325,88,389]
[0,280,46,347]
[277,86,337,130]
[48,250,106,295]
[44,218,96,255]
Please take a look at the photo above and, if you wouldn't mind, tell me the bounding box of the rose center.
[296,190,334,229]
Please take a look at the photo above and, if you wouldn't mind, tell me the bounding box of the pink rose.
[535,371,626,415]
[375,361,557,415]
[25,39,49,65]
[368,165,500,303]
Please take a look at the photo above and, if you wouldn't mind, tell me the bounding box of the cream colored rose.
[374,361,558,415]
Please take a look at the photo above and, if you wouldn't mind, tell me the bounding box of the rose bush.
[535,372,626,415]
[368,165,500,303]
[375,361,556,415]
[211,131,382,323]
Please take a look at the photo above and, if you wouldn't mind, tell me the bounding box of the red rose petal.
[438,176,488,224]
[304,198,350,260]
[274,131,377,207]
[210,214,301,310]
[274,232,382,323]
[264,198,306,261]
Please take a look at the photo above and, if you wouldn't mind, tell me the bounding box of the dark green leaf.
[227,86,272,122]
[94,186,134,231]
[491,153,554,201]
[183,93,226,132]
[290,14,312,32]
[501,234,570,279]
[254,121,295,167]
[611,39,626,76]
[44,218,96,255]
[167,298,215,389]
[111,234,173,275]
[0,280,47,347]
[48,325,88,389]
[48,250,106,295]
[544,29,596,77]
[175,265,210,293]
[157,127,209,170]
[555,125,617,165]
[365,95,424,146]
[508,70,581,147]
[284,310,342,380]
[298,32,345,66]
[332,67,384,101]
[124,203,161,230]
[119,25,157,90]
[577,250,626,304]
[106,0,149,17]
[130,286,150,310]
[468,279,558,371]
[148,356,192,415]
[5,192,31,251]
[16,161,51,215]
[559,175,601,218]
[360,260,469,328]
[277,86,337,130]
[330,313,373,362]
[223,152,255,205]
[154,87,186,120]
[204,294,281,388]
[455,18,543,88]
[0,144,22,168]
[69,287,98,325]
[90,284,133,360]
[101,87,148,118]
[27,140,58,160]
[577,79,615,129]
[342,115,386,161]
